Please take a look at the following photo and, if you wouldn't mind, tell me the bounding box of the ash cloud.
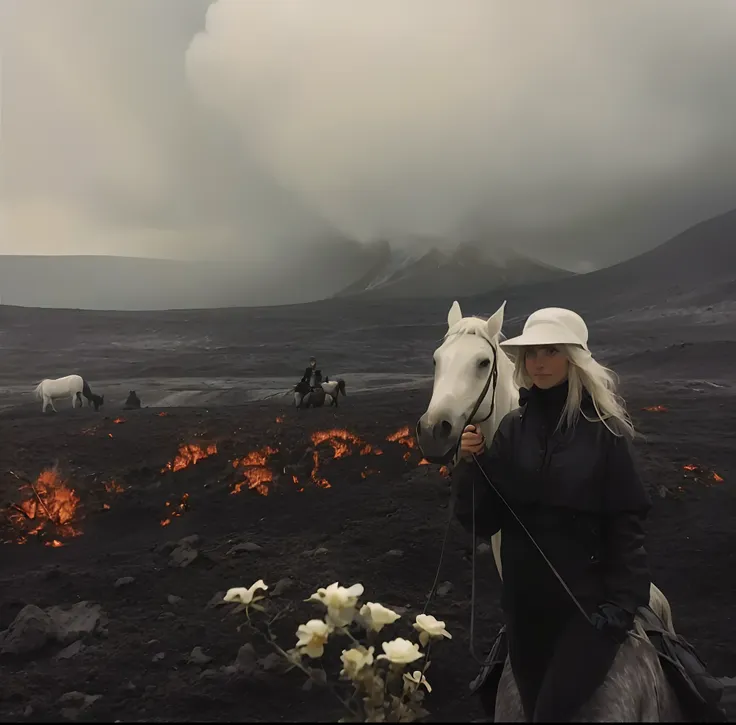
[2,0,736,280]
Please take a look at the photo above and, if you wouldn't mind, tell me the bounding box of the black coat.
[452,382,651,624]
[301,367,323,386]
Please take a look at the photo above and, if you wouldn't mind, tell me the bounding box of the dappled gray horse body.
[495,617,683,722]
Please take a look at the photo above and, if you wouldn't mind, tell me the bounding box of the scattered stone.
[168,542,198,569]
[58,691,101,719]
[155,541,178,555]
[56,640,85,660]
[152,652,165,662]
[167,595,182,605]
[198,668,219,680]
[47,602,105,645]
[114,576,135,589]
[227,542,263,555]
[0,605,56,655]
[476,542,492,555]
[313,547,329,556]
[123,682,137,692]
[386,549,404,558]
[188,646,212,666]
[219,664,239,677]
[436,581,454,597]
[271,578,294,596]
[157,612,175,620]
[234,643,258,675]
[23,705,33,717]
[178,534,201,548]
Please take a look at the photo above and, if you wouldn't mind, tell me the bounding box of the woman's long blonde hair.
[512,344,635,438]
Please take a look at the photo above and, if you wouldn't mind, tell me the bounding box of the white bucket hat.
[500,307,590,352]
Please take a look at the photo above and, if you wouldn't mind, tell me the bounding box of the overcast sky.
[1,0,736,271]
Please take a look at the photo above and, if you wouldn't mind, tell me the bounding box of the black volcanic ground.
[0,260,735,722]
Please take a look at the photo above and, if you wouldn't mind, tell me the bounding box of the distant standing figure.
[124,390,141,410]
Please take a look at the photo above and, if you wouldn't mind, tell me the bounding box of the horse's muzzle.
[415,416,458,466]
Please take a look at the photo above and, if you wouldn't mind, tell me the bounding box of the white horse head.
[416,300,519,463]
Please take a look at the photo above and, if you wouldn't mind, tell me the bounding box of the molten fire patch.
[160,492,190,526]
[5,468,82,545]
[682,463,725,486]
[311,428,376,458]
[162,443,218,473]
[232,445,279,496]
[386,426,417,461]
[643,405,668,413]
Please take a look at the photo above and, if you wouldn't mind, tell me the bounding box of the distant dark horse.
[123,390,141,410]
[294,380,327,409]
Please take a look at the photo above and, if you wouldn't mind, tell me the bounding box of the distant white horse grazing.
[321,379,347,407]
[33,374,104,413]
[416,300,684,722]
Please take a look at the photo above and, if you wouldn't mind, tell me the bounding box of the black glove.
[590,602,634,644]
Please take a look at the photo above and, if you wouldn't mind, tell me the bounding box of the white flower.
[403,670,432,693]
[340,646,375,679]
[308,582,364,627]
[376,638,424,665]
[223,580,268,605]
[413,614,452,646]
[296,619,333,658]
[359,602,401,632]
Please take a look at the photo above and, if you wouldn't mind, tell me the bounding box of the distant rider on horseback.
[301,357,326,390]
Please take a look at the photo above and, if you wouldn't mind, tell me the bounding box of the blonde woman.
[454,307,651,722]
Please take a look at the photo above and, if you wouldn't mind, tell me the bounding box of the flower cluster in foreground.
[222,580,452,722]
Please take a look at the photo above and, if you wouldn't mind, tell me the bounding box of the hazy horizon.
[2,0,736,301]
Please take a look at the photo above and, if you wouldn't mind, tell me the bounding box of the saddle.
[635,605,728,722]
[468,609,728,722]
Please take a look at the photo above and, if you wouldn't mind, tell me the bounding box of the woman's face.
[524,345,569,389]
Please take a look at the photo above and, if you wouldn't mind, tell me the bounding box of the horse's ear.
[447,300,463,330]
[486,300,506,339]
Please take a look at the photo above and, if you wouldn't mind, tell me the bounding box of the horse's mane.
[443,316,514,376]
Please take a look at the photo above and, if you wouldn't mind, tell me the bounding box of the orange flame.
[160,493,189,526]
[162,443,218,473]
[157,411,169,417]
[386,426,418,461]
[232,445,279,496]
[681,463,725,486]
[113,417,126,424]
[643,405,668,412]
[104,480,125,495]
[6,468,82,544]
[311,428,374,458]
[276,416,284,423]
[108,433,113,439]
[310,450,331,489]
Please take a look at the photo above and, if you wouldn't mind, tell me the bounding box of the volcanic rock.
[0,605,56,655]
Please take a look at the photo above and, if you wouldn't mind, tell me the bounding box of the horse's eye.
[478,358,490,368]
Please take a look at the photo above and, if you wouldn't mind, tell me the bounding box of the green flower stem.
[245,606,359,718]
